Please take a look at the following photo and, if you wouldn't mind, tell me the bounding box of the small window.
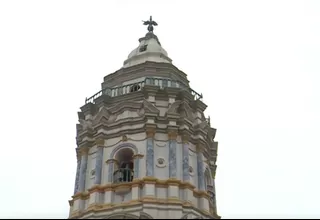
[139,44,148,52]
[130,84,141,92]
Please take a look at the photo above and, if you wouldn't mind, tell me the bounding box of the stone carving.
[156,157,166,168]
[189,166,194,174]
[73,159,81,194]
[182,143,189,181]
[198,120,209,130]
[94,147,103,185]
[167,100,181,115]
[79,119,92,131]
[180,101,194,120]
[137,108,145,117]
[169,140,177,178]
[146,138,154,176]
[156,143,166,147]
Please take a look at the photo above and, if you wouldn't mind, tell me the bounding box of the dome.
[123,32,172,68]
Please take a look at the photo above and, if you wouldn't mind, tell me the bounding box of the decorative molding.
[181,134,190,143]
[109,143,138,159]
[189,166,194,176]
[95,138,105,146]
[156,157,166,168]
[168,130,178,140]
[146,128,156,138]
[122,135,128,142]
[105,159,118,165]
[155,142,166,147]
[70,193,216,219]
[79,147,89,155]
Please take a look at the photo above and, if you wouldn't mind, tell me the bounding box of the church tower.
[68,17,220,219]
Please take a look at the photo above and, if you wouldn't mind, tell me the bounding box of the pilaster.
[146,128,155,177]
[106,159,118,183]
[196,145,205,191]
[181,134,190,182]
[168,130,178,179]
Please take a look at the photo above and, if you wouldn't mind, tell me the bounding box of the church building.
[68,16,220,219]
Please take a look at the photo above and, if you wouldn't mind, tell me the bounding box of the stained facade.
[68,17,220,219]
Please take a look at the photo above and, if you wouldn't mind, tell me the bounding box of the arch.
[181,212,192,219]
[104,213,140,219]
[181,212,203,219]
[139,211,154,219]
[109,143,138,159]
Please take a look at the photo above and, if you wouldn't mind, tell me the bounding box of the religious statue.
[142,16,158,32]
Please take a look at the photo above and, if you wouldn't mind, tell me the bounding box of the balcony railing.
[113,168,134,183]
[85,77,203,104]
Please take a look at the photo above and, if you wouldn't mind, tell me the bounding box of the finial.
[142,16,158,33]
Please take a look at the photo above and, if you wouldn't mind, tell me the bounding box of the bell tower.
[68,17,220,219]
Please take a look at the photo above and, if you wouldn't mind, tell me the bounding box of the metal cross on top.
[142,16,158,33]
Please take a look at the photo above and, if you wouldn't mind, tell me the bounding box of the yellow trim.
[146,128,156,138]
[181,134,190,143]
[132,153,144,159]
[95,138,105,146]
[70,197,215,219]
[71,178,207,201]
[168,130,178,140]
[79,147,89,156]
[105,158,118,165]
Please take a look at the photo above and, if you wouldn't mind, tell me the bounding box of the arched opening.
[130,84,141,92]
[113,148,134,183]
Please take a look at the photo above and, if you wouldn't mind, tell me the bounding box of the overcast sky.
[0,0,319,219]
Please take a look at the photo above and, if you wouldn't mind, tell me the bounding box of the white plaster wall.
[154,140,169,179]
[157,107,167,117]
[156,188,167,199]
[115,110,139,121]
[155,100,168,107]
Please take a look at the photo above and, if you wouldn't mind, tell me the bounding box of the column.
[106,159,117,183]
[182,135,190,182]
[132,154,143,201]
[132,154,143,179]
[146,128,155,177]
[73,155,81,194]
[94,140,104,185]
[197,147,205,191]
[78,147,89,192]
[168,131,178,178]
